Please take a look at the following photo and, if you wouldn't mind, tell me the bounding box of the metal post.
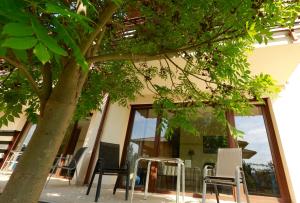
[130,158,140,203]
[144,161,151,200]
[235,166,241,203]
[182,163,185,203]
[176,162,181,203]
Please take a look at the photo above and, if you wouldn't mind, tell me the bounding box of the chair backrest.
[215,148,242,178]
[68,147,87,169]
[99,142,120,169]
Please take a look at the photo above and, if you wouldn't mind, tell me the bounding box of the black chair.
[46,147,87,186]
[86,142,130,202]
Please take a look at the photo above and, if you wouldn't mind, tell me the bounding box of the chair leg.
[95,173,103,202]
[113,175,120,195]
[202,179,207,203]
[214,185,220,203]
[235,169,241,203]
[236,184,241,203]
[126,172,130,200]
[242,173,250,203]
[67,169,71,185]
[86,168,97,195]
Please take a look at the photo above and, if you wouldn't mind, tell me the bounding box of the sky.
[235,115,273,167]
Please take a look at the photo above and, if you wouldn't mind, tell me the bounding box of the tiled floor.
[0,174,232,203]
[0,174,278,203]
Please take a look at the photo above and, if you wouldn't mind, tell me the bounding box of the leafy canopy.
[0,0,299,133]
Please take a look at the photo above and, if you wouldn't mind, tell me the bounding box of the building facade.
[1,31,300,203]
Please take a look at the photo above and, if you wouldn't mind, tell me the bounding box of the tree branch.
[163,58,176,90]
[165,55,213,84]
[88,52,178,63]
[1,56,41,98]
[87,32,244,64]
[0,68,15,88]
[91,26,107,56]
[131,61,158,95]
[81,1,119,56]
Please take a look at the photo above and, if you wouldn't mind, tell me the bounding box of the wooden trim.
[83,96,111,184]
[154,115,162,157]
[150,113,162,192]
[261,98,291,203]
[225,111,237,148]
[120,105,160,191]
[63,122,80,156]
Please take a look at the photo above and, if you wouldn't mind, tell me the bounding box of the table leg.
[182,164,185,203]
[176,162,181,203]
[144,161,151,200]
[131,159,139,203]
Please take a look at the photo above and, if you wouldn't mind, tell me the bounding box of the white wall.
[271,64,300,203]
[0,113,27,131]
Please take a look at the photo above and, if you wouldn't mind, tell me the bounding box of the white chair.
[202,148,250,203]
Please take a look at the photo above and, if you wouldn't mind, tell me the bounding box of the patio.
[0,174,235,203]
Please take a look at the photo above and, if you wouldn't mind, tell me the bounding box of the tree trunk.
[0,64,87,203]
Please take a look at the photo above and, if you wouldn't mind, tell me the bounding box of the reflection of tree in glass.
[242,161,280,197]
[127,143,139,172]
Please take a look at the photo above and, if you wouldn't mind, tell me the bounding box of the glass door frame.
[226,99,291,202]
[121,101,291,202]
[120,104,159,192]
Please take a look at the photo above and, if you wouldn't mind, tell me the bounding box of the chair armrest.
[203,165,215,177]
[51,155,74,169]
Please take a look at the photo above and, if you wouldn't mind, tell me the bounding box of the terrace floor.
[0,174,232,203]
[0,174,279,203]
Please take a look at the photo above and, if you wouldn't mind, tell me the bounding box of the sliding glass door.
[126,107,159,189]
[124,104,287,201]
[125,106,228,193]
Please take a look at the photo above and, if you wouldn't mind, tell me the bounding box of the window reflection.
[127,108,158,188]
[235,106,280,197]
[126,105,280,197]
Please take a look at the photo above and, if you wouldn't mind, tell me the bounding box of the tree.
[0,0,298,202]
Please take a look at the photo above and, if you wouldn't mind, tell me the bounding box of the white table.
[131,157,185,203]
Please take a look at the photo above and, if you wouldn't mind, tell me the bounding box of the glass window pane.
[156,108,228,193]
[127,108,158,187]
[234,106,280,197]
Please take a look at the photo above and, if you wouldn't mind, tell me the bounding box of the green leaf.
[45,3,93,33]
[34,43,51,64]
[2,118,8,126]
[2,37,37,50]
[0,47,6,56]
[31,18,67,56]
[53,19,88,71]
[255,35,263,44]
[112,0,123,6]
[2,23,33,36]
[7,115,14,122]
[13,50,28,63]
